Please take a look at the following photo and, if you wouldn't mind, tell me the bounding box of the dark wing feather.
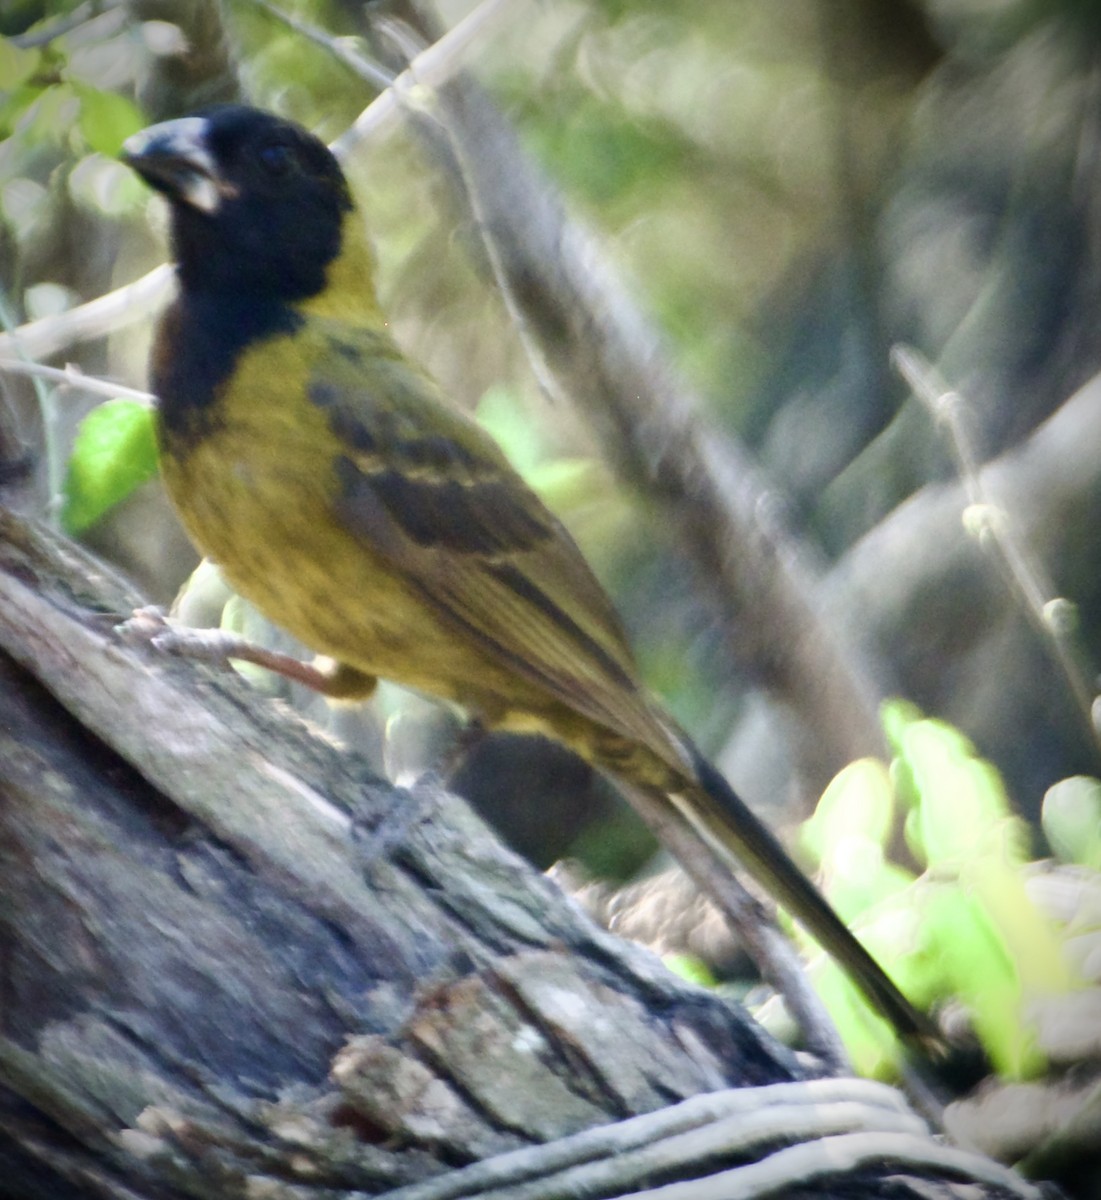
[307,322,672,751]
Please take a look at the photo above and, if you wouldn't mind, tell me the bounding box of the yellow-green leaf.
[74,86,145,156]
[0,38,39,93]
[61,399,158,534]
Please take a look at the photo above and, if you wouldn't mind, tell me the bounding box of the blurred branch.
[830,366,1101,772]
[371,5,888,782]
[892,344,1101,754]
[379,1078,1041,1200]
[126,0,240,119]
[0,359,154,405]
[331,0,516,157]
[0,303,37,500]
[240,0,393,90]
[0,393,34,492]
[0,264,173,364]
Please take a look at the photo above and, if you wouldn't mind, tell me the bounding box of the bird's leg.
[117,606,377,698]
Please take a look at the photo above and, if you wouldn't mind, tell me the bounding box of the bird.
[122,104,934,1052]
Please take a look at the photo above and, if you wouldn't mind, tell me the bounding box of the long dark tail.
[681,743,939,1051]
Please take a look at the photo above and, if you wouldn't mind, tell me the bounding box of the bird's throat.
[152,290,302,447]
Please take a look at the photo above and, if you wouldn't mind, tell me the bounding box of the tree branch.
[0,508,1042,1198]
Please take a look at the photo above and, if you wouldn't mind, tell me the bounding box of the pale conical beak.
[122,116,226,214]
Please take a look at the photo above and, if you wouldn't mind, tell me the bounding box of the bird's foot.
[116,605,373,696]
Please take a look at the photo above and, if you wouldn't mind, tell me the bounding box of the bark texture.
[0,510,1042,1200]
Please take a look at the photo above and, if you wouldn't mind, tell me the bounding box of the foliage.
[0,28,145,156]
[60,397,158,534]
[786,702,1080,1079]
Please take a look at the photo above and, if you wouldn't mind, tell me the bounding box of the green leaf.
[896,718,1018,867]
[61,399,159,534]
[1043,776,1101,869]
[799,759,912,922]
[0,38,39,92]
[965,852,1074,994]
[802,758,895,861]
[926,887,1043,1078]
[73,85,145,156]
[881,697,924,754]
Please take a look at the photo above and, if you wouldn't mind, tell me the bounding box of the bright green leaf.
[898,719,1015,866]
[61,399,159,534]
[799,759,916,923]
[966,853,1075,993]
[926,887,1043,1078]
[825,853,917,930]
[881,697,924,754]
[802,758,895,864]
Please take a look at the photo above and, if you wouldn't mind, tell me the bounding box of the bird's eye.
[257,141,295,177]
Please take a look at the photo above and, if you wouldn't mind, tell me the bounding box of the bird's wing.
[306,321,675,755]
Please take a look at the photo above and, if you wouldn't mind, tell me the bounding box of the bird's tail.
[678,742,939,1051]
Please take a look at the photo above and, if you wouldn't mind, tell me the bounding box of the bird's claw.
[115,605,173,645]
[116,606,241,670]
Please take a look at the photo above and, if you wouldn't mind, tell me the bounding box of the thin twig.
[0,265,174,366]
[331,0,516,158]
[892,344,1101,753]
[0,359,155,406]
[238,0,393,90]
[379,18,570,412]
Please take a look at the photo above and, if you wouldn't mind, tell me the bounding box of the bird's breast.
[155,330,512,703]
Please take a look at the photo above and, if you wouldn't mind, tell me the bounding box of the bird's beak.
[122,117,226,214]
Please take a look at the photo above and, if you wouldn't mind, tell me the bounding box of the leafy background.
[3,0,1101,1183]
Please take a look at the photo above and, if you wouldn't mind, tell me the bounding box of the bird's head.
[123,105,356,302]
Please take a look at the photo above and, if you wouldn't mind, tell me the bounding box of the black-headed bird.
[122,104,933,1051]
